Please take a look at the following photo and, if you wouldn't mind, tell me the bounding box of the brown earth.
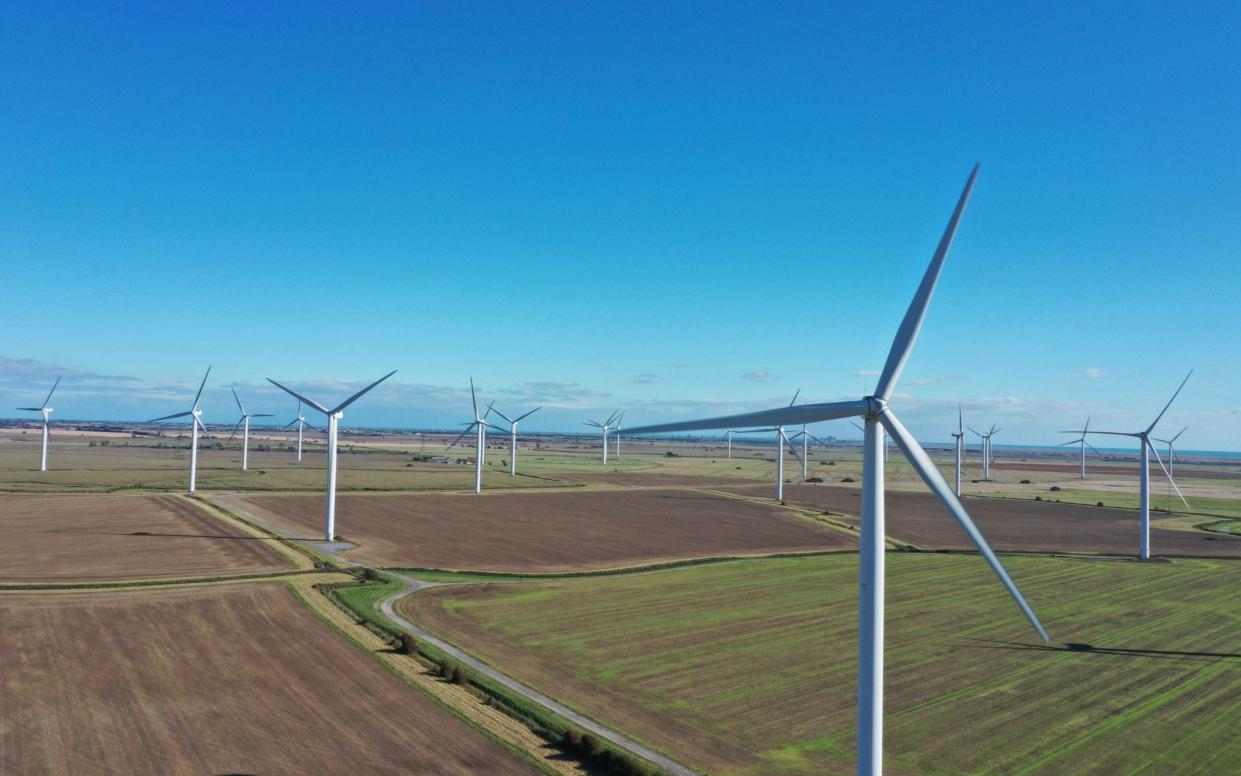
[0,583,538,775]
[991,462,1241,480]
[224,489,855,570]
[0,493,290,582]
[723,483,1241,557]
[556,470,765,487]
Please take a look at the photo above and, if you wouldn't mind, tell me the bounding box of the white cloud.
[740,370,771,382]
[1084,368,1108,380]
[855,369,880,378]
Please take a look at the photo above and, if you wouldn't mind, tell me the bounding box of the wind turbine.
[1059,417,1103,480]
[951,405,965,496]
[623,166,1048,774]
[1154,426,1188,477]
[968,424,998,481]
[851,420,890,463]
[1073,372,1192,560]
[734,391,806,499]
[447,378,502,493]
[282,399,320,462]
[613,411,625,459]
[787,425,832,479]
[584,410,620,464]
[267,370,396,541]
[486,404,541,476]
[148,367,217,493]
[227,386,274,471]
[17,376,59,472]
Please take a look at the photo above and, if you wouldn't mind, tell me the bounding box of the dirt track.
[0,583,536,775]
[0,493,289,581]
[226,489,855,570]
[723,483,1241,557]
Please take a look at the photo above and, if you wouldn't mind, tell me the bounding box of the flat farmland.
[724,483,1241,556]
[403,553,1241,775]
[0,493,290,582]
[222,489,855,570]
[0,583,538,775]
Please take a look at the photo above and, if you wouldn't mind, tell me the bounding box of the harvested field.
[0,493,290,582]
[557,470,765,487]
[992,462,1241,480]
[722,483,1241,556]
[403,553,1241,775]
[223,488,855,570]
[0,583,537,775]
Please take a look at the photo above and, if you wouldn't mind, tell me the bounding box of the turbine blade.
[226,419,244,444]
[624,399,870,436]
[604,409,620,427]
[873,165,979,400]
[1170,426,1188,443]
[446,424,476,451]
[881,410,1049,642]
[17,407,42,412]
[1085,442,1105,459]
[1146,370,1192,434]
[489,406,514,424]
[252,413,274,418]
[332,370,397,413]
[514,407,541,423]
[42,376,61,408]
[197,417,224,449]
[192,366,212,410]
[148,410,193,423]
[469,377,478,418]
[232,386,245,415]
[1081,430,1142,437]
[1057,439,1080,447]
[850,420,864,432]
[266,379,330,415]
[958,404,963,434]
[789,388,801,407]
[784,431,805,466]
[1148,440,1190,509]
[808,433,832,448]
[584,421,603,428]
[283,418,299,429]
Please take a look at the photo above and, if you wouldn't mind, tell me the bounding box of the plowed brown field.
[0,583,538,775]
[724,483,1241,556]
[224,489,855,570]
[0,493,289,582]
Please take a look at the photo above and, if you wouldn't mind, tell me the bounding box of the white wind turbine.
[1154,426,1188,477]
[623,166,1048,774]
[485,404,541,476]
[282,399,320,462]
[1072,372,1192,560]
[734,391,806,499]
[951,405,965,497]
[968,424,999,480]
[227,386,274,471]
[612,411,625,459]
[584,410,620,464]
[851,420,890,463]
[447,378,502,493]
[148,367,218,493]
[1059,416,1103,480]
[17,376,60,472]
[267,371,396,541]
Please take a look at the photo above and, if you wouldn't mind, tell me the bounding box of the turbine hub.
[863,396,888,419]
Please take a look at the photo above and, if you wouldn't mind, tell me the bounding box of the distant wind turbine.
[227,386,274,471]
[148,367,220,493]
[851,420,890,463]
[951,406,965,496]
[282,399,320,462]
[623,166,1048,774]
[267,370,397,541]
[1074,372,1192,560]
[968,424,999,481]
[1153,426,1188,477]
[613,411,625,459]
[17,376,60,472]
[1059,417,1103,480]
[486,404,541,476]
[447,378,502,493]
[584,410,620,464]
[734,391,806,500]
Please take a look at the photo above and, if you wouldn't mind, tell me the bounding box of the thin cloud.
[855,369,880,378]
[740,370,771,382]
[906,375,961,386]
[631,374,660,385]
[1084,368,1108,380]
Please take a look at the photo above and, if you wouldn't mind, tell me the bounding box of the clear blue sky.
[2,2,1239,448]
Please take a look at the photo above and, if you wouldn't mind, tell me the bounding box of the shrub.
[580,733,601,756]
[439,660,457,680]
[562,730,582,751]
[1097,501,1105,507]
[1020,479,1032,484]
[363,567,380,582]
[399,633,417,655]
[841,477,856,483]
[1049,486,1063,492]
[1034,496,1042,501]
[451,666,469,685]
[806,476,823,483]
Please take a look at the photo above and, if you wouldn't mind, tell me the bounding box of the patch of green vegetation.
[404,553,1241,775]
[989,488,1241,519]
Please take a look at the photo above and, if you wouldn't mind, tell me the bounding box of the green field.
[990,487,1241,520]
[404,553,1241,775]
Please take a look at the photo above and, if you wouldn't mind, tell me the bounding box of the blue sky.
[2,2,1239,448]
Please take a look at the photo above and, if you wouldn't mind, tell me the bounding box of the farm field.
[0,582,539,775]
[220,488,856,570]
[0,493,290,582]
[723,483,1241,556]
[403,553,1241,775]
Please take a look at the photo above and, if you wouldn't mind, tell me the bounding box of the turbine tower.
[584,410,620,464]
[1059,417,1103,480]
[227,386,273,471]
[735,391,806,499]
[447,378,502,493]
[613,411,625,459]
[623,166,1048,775]
[17,376,60,472]
[486,405,541,476]
[851,420,890,463]
[282,399,319,462]
[148,367,217,493]
[267,370,396,541]
[951,406,965,496]
[969,424,998,481]
[1073,372,1192,560]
